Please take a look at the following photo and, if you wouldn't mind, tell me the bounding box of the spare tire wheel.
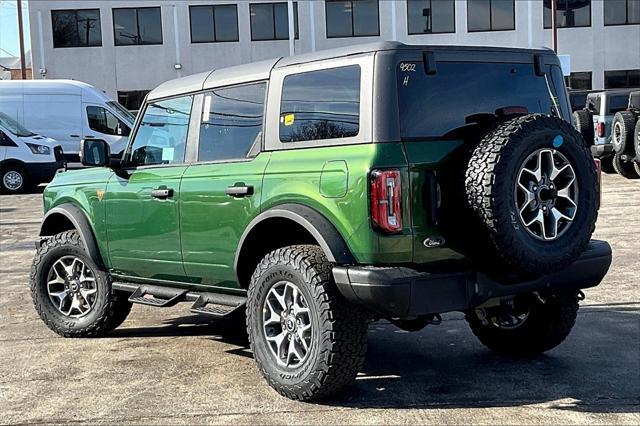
[611,111,636,153]
[572,110,594,146]
[465,114,598,275]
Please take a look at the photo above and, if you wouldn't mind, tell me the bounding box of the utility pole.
[16,0,27,79]
[551,0,558,53]
[287,0,295,56]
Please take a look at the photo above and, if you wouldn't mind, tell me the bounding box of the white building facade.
[27,0,640,108]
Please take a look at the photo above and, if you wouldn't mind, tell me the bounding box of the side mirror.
[80,139,110,167]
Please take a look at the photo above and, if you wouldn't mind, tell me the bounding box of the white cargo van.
[0,112,64,193]
[0,80,135,163]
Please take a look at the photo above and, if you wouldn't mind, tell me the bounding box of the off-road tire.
[30,230,132,337]
[573,109,594,146]
[247,245,368,401]
[634,161,640,176]
[0,163,29,194]
[465,291,579,356]
[600,156,616,174]
[634,119,640,162]
[612,152,640,179]
[465,114,598,275]
[611,111,636,153]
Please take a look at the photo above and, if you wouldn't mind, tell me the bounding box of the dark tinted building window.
[280,65,361,143]
[190,5,239,42]
[250,2,299,40]
[605,69,640,89]
[113,7,162,46]
[604,0,640,25]
[407,0,455,34]
[51,9,101,48]
[543,0,591,28]
[118,90,150,111]
[467,0,515,31]
[199,83,266,162]
[566,72,592,90]
[130,96,193,166]
[326,0,380,37]
[397,61,566,139]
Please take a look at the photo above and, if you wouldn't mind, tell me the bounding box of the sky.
[0,0,31,58]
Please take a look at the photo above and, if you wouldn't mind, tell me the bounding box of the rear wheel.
[572,109,594,146]
[247,245,368,401]
[466,291,580,356]
[0,164,28,194]
[600,156,616,174]
[612,152,640,179]
[635,119,640,161]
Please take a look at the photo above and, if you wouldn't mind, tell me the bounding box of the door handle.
[225,185,254,198]
[70,134,80,138]
[151,188,174,199]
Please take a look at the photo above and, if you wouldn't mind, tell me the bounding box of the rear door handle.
[151,188,173,199]
[225,185,254,198]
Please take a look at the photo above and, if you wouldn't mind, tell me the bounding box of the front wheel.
[1,164,29,194]
[465,292,580,356]
[247,245,368,401]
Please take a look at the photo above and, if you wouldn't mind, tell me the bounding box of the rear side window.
[397,61,557,139]
[199,82,266,162]
[279,65,360,143]
[587,95,601,114]
[129,95,193,167]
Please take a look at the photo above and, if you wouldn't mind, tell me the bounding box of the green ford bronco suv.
[31,43,612,401]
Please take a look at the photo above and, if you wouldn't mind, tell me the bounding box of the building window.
[565,72,592,90]
[604,0,640,25]
[51,9,102,48]
[467,0,515,32]
[118,90,150,111]
[199,83,266,162]
[250,2,299,41]
[407,0,455,34]
[113,7,163,46]
[190,5,239,43]
[280,65,361,143]
[325,0,380,38]
[543,0,591,28]
[604,69,640,89]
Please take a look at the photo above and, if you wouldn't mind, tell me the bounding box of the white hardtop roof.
[0,79,113,103]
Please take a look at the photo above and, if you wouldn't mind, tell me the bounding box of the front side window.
[250,2,299,41]
[605,0,640,25]
[280,65,361,143]
[605,69,640,89]
[129,96,193,167]
[544,0,591,28]
[113,7,162,46]
[326,0,380,37]
[87,106,130,136]
[199,83,266,162]
[407,0,455,34]
[190,4,239,43]
[51,9,102,48]
[467,0,515,31]
[0,131,16,146]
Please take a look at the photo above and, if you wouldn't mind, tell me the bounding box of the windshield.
[107,101,136,125]
[0,112,36,137]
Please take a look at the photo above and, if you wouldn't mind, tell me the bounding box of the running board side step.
[112,282,246,317]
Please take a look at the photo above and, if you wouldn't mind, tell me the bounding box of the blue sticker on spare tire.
[553,135,564,148]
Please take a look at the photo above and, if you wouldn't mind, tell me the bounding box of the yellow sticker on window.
[283,114,295,126]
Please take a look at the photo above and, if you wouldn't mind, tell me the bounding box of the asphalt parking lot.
[0,174,638,425]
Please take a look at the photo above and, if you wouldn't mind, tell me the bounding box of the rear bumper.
[591,143,614,158]
[333,240,612,318]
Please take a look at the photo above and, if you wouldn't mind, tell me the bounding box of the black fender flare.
[39,203,105,269]
[234,203,355,276]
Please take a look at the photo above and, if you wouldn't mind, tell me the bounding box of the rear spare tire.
[612,152,640,179]
[635,119,640,162]
[465,114,598,275]
[573,110,594,146]
[611,111,636,153]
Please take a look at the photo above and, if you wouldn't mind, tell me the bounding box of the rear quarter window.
[397,61,560,140]
[279,65,361,143]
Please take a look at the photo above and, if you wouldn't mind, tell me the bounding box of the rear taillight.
[370,169,402,233]
[597,122,605,138]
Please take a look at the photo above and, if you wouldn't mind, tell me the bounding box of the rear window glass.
[397,61,562,139]
[587,95,601,114]
[279,65,360,143]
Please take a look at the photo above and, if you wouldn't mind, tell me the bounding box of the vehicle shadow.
[110,306,639,414]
